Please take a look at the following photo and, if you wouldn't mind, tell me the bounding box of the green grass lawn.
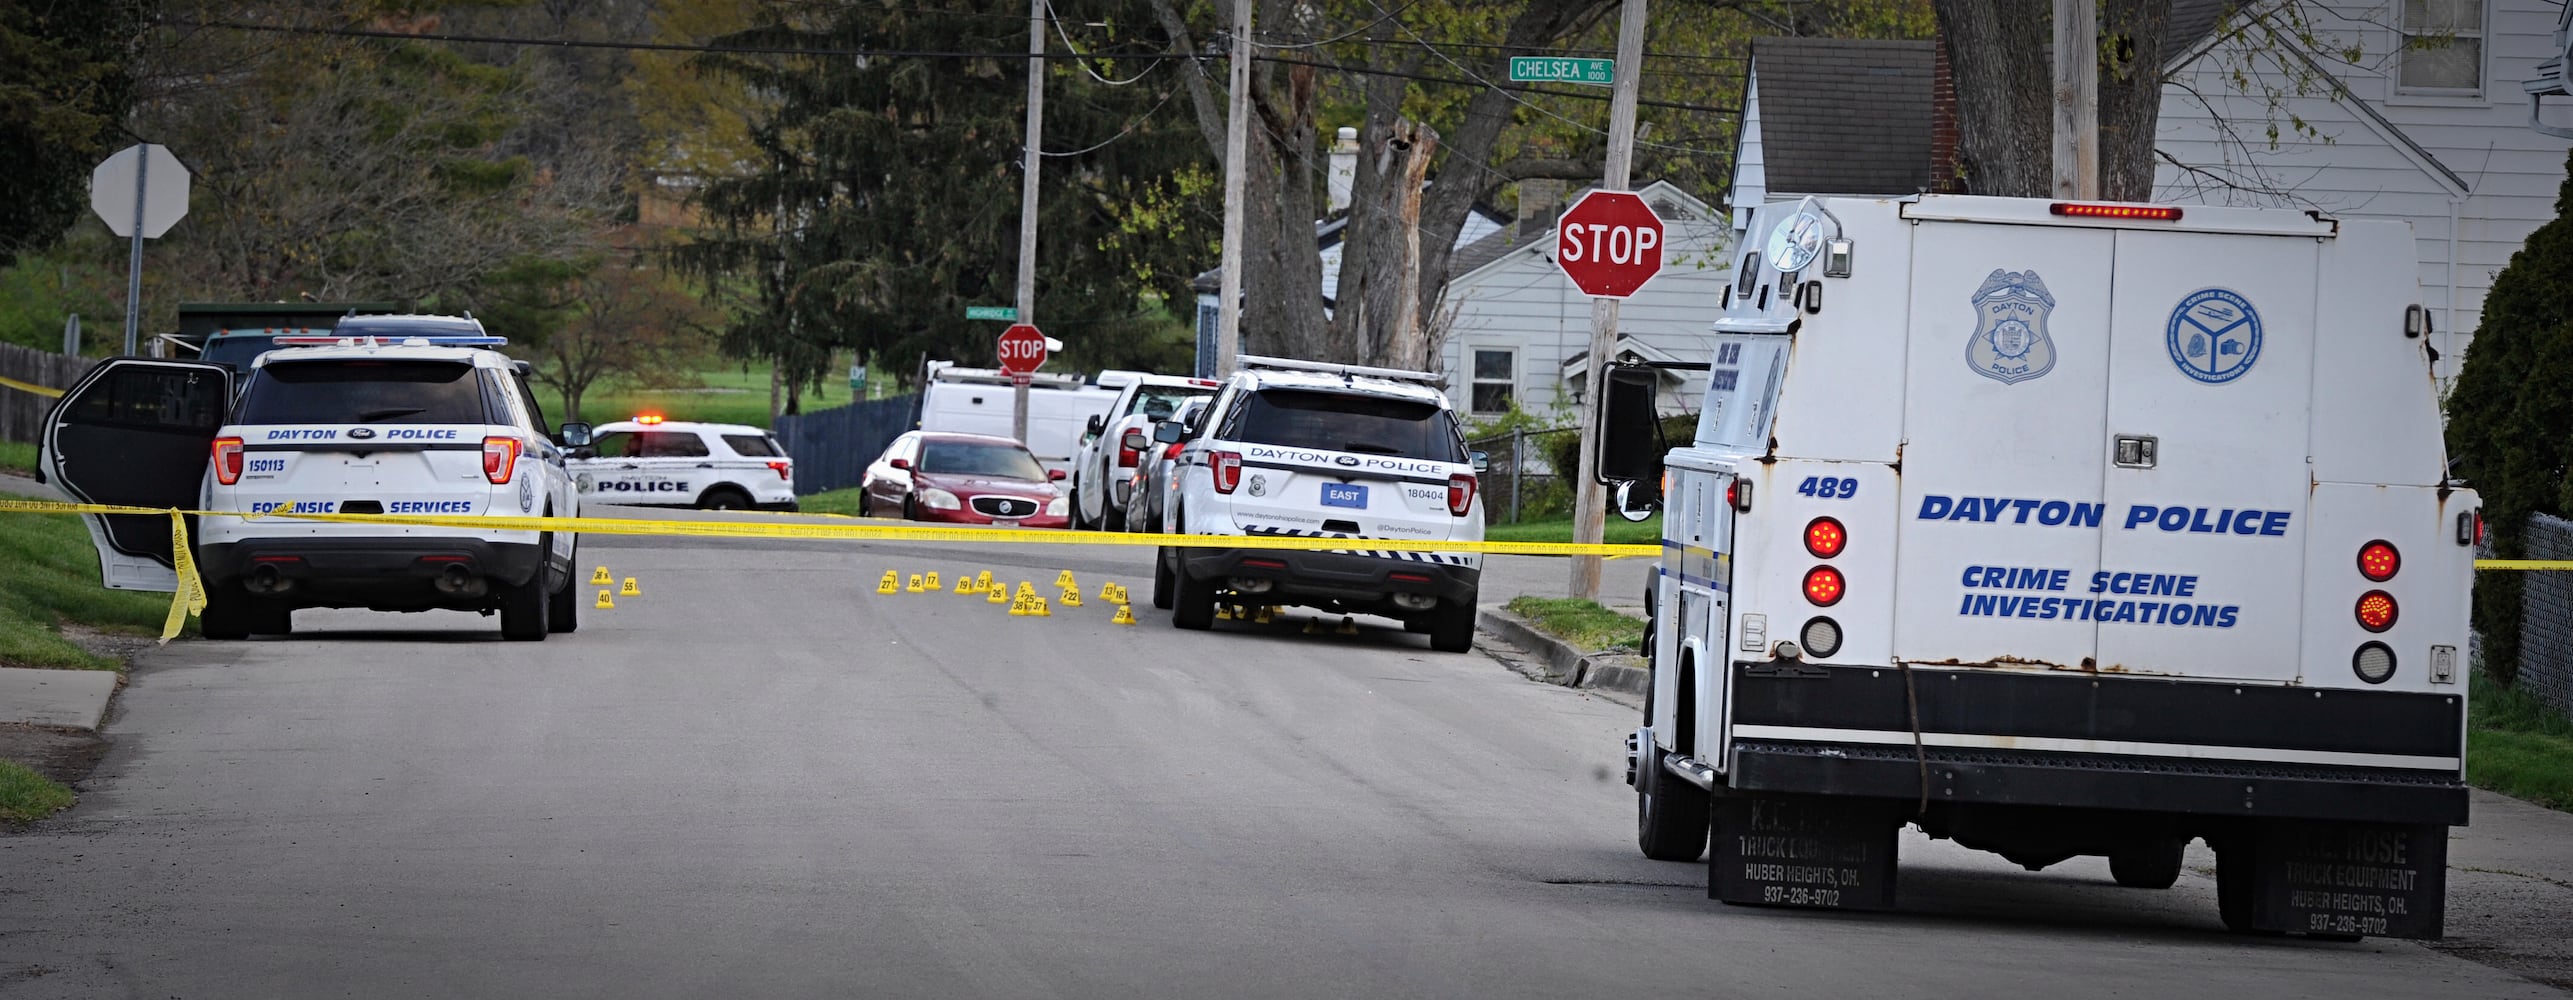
[0,440,33,477]
[0,759,74,824]
[1485,514,1663,546]
[0,511,174,669]
[2469,674,2573,810]
[539,362,887,430]
[1505,596,1646,652]
[801,487,868,517]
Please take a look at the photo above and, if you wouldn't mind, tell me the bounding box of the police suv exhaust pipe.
[1230,577,1275,594]
[433,565,487,599]
[1389,592,1437,611]
[245,565,294,596]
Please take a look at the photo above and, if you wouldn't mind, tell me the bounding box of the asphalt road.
[0,527,2554,998]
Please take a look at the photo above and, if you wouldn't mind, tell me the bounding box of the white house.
[1433,179,1733,421]
[2154,0,2573,379]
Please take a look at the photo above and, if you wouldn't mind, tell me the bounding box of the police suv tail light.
[1804,517,1845,558]
[482,436,522,484]
[1802,566,1845,607]
[1210,451,1243,494]
[768,461,792,481]
[2355,590,2399,632]
[1118,445,1140,468]
[1448,473,1478,516]
[212,437,246,485]
[2358,540,2400,582]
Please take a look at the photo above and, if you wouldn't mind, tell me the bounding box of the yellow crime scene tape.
[0,374,66,398]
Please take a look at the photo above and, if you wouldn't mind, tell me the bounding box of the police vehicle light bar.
[2049,202,2184,222]
[1240,355,1447,388]
[633,414,665,425]
[270,335,509,347]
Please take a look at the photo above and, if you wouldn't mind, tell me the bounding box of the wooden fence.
[0,342,92,445]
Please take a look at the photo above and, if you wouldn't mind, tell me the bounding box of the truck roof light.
[2049,203,2184,221]
[633,414,664,425]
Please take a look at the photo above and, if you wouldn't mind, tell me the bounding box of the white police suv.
[566,416,797,511]
[1152,356,1487,652]
[39,328,590,641]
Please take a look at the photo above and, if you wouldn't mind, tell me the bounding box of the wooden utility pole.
[1214,0,1253,378]
[1014,0,1046,442]
[2052,0,2099,198]
[1569,0,1648,601]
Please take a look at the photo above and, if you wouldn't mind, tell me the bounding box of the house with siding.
[2152,0,2571,380]
[1432,179,1733,421]
[1727,37,1943,232]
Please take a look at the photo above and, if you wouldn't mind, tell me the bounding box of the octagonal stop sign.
[996,323,1048,376]
[1554,190,1666,299]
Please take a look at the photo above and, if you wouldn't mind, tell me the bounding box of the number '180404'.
[1796,476,1859,500]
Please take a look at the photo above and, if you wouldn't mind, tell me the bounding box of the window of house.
[1470,348,1516,415]
[2398,0,2484,96]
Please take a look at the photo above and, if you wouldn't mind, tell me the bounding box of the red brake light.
[1805,517,1846,558]
[1803,566,1845,607]
[768,460,792,480]
[2049,202,2184,221]
[212,437,245,485]
[1163,442,1182,461]
[483,436,522,484]
[2357,540,2400,582]
[2355,590,2399,632]
[1118,446,1139,468]
[1448,473,1478,516]
[1211,451,1243,493]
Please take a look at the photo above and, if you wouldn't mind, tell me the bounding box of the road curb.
[0,666,117,731]
[1476,607,1648,698]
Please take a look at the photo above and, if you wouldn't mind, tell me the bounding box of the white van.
[1600,195,2476,940]
[916,362,1125,475]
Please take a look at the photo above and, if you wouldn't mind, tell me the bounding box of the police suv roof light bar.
[1239,355,1448,388]
[271,335,509,347]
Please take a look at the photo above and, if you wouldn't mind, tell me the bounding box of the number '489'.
[1797,476,1859,500]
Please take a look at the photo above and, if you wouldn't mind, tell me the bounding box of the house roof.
[2164,0,2239,66]
[1749,38,1936,197]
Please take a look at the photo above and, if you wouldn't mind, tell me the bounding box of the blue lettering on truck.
[1915,495,2289,536]
[1949,561,2241,628]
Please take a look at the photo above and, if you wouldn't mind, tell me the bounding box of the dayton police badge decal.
[1965,268,2058,385]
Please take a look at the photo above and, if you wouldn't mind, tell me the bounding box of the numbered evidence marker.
[878,571,901,595]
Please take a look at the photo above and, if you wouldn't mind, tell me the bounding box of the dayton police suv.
[40,326,590,641]
[1151,355,1486,652]
[566,416,797,511]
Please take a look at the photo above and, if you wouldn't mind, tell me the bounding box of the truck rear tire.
[2109,838,2185,889]
[1636,746,1710,862]
[2215,837,2274,935]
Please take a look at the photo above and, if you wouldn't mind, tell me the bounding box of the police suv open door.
[40,359,234,592]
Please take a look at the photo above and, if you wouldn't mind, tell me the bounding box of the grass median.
[1485,514,1663,546]
[1504,596,1645,653]
[0,511,173,669]
[0,759,74,824]
[2469,674,2573,810]
[0,440,33,478]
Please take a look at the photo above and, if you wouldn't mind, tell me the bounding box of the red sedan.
[857,431,1070,528]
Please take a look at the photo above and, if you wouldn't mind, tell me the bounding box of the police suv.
[40,331,589,641]
[567,417,797,511]
[1597,194,2476,939]
[1152,356,1486,652]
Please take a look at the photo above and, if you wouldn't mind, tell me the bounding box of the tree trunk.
[2096,0,2171,201]
[1382,122,1436,370]
[1933,0,2055,197]
[1328,33,1415,366]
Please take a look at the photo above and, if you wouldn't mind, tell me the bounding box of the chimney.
[1328,126,1359,212]
[1516,178,1564,242]
[1931,34,1961,194]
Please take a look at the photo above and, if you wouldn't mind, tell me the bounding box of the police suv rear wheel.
[547,555,580,634]
[1152,547,1177,610]
[1171,566,1216,630]
[701,487,750,511]
[499,538,554,641]
[1429,597,1476,654]
[198,583,256,641]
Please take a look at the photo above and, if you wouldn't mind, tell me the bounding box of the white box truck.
[917,362,1129,475]
[1599,194,2477,939]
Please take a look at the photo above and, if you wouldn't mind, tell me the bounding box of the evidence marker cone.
[1056,569,1077,590]
[1303,618,1323,635]
[987,584,1009,605]
[1008,595,1029,617]
[907,573,926,593]
[1337,616,1359,635]
[1215,605,1234,621]
[1060,589,1083,608]
[1099,581,1118,601]
[1110,604,1136,626]
[1253,606,1274,625]
[925,571,942,591]
[955,574,976,595]
[620,577,641,597]
[595,589,615,610]
[1034,597,1052,618]
[1016,581,1037,602]
[877,571,901,595]
[591,566,613,586]
[976,570,995,592]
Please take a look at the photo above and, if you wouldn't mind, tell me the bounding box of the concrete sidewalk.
[0,666,116,730]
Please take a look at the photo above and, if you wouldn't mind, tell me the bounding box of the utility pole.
[1014,0,1047,443]
[1568,0,1648,601]
[1214,0,1252,378]
[2052,0,2099,199]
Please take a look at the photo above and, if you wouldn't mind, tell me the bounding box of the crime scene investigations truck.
[1599,194,2477,939]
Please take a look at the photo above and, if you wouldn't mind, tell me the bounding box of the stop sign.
[996,323,1048,375]
[1554,190,1665,299]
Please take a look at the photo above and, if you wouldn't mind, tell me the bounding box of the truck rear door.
[2093,230,2317,681]
[41,359,235,591]
[1891,221,2116,670]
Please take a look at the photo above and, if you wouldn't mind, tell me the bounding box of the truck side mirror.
[1593,363,1667,489]
[1153,421,1185,444]
[1086,414,1106,438]
[558,421,593,448]
[1470,451,1489,473]
[1122,429,1151,452]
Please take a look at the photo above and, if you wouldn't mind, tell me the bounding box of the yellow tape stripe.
[2474,560,2573,571]
[0,374,66,398]
[0,499,1660,558]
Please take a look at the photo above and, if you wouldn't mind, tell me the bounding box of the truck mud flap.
[2232,820,2447,939]
[1710,795,1901,911]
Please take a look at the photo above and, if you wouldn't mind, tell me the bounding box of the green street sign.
[1507,56,1613,86]
[966,305,1018,321]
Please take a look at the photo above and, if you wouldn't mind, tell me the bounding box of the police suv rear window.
[236,360,489,425]
[1230,389,1463,463]
[723,434,781,457]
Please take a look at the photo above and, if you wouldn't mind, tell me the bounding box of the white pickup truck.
[1600,194,2476,939]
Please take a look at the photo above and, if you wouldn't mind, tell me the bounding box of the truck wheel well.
[1676,649,1698,757]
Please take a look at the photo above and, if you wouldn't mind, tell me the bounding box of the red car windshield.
[920,441,1047,481]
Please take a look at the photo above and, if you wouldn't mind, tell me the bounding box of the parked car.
[1125,397,1210,536]
[567,416,797,511]
[1070,373,1221,531]
[856,431,1070,528]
